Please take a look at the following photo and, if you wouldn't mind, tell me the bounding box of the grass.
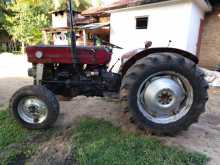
[73,118,208,165]
[0,106,209,165]
[0,107,54,165]
[0,109,36,164]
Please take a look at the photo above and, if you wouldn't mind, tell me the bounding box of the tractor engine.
[26,45,121,97]
[29,63,121,98]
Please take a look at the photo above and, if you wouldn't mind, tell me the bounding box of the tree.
[4,0,93,51]
[0,0,13,31]
[53,0,92,11]
[7,0,92,47]
[73,0,92,11]
[6,0,53,46]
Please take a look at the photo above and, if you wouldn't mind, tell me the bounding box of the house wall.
[109,0,206,72]
[51,11,69,45]
[199,5,220,70]
[187,2,204,54]
[52,12,68,28]
[53,32,69,45]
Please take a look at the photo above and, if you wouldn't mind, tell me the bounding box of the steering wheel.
[101,40,123,49]
[94,35,123,49]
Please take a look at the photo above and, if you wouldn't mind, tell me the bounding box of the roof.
[82,0,170,15]
[43,22,110,33]
[49,9,80,14]
[82,0,213,16]
[82,6,109,16]
[80,22,110,30]
[74,15,97,25]
[209,0,220,5]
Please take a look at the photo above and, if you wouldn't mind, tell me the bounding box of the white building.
[105,0,212,71]
[110,0,211,54]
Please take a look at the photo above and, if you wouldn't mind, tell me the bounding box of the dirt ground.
[0,54,220,165]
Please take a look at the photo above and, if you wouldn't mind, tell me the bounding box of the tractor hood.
[26,45,112,65]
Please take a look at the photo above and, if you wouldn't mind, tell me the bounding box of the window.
[136,16,148,29]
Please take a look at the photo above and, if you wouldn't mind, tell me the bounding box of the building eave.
[193,0,212,12]
[82,0,170,16]
[82,0,212,16]
[108,0,185,13]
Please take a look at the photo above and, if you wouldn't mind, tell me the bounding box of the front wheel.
[9,85,60,129]
[120,53,209,135]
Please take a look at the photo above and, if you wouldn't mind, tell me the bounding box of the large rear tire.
[120,53,208,135]
[9,85,60,130]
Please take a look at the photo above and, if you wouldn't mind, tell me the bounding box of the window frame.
[135,16,149,30]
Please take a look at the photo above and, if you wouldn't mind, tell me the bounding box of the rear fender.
[120,47,198,76]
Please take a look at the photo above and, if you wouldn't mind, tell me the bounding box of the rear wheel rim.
[137,71,193,124]
[17,97,48,124]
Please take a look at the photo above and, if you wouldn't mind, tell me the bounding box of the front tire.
[9,85,60,129]
[120,53,208,135]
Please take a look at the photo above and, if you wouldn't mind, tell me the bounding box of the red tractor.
[9,2,208,135]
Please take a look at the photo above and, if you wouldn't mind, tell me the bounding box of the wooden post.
[83,29,87,46]
[43,30,48,45]
[21,42,25,54]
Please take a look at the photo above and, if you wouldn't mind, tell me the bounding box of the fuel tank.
[26,45,112,65]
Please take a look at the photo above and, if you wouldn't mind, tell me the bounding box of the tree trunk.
[21,42,25,54]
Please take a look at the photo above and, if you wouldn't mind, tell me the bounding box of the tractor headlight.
[28,68,35,77]
[35,51,43,59]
